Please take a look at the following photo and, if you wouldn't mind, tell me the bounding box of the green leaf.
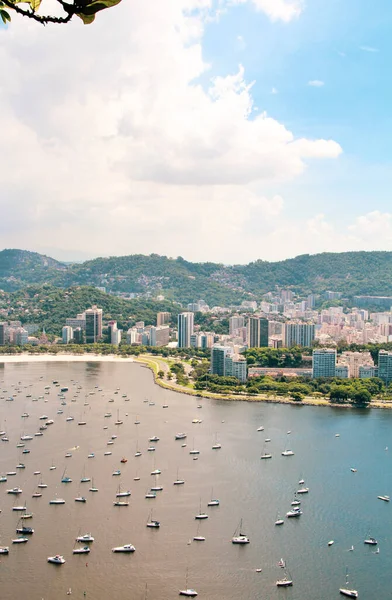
[76,0,122,24]
[12,0,41,11]
[76,11,95,24]
[0,8,11,22]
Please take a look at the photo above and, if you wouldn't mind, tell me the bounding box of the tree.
[351,388,371,407]
[157,370,164,379]
[0,0,122,26]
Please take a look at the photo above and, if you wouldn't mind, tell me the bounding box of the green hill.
[1,249,392,304]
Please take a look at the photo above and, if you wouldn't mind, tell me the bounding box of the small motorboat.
[112,544,135,553]
[378,495,390,502]
[47,554,65,564]
[73,546,90,554]
[328,540,334,546]
[364,537,377,545]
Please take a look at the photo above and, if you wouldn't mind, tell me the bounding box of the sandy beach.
[0,353,135,363]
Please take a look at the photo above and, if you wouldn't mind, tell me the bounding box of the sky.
[1,0,392,265]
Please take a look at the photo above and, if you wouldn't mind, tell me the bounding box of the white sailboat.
[231,518,250,544]
[339,569,358,598]
[195,499,208,520]
[179,568,198,597]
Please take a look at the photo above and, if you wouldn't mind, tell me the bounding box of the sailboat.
[80,466,91,483]
[212,433,221,450]
[260,441,272,460]
[151,474,163,492]
[146,510,160,528]
[231,519,250,544]
[114,410,123,426]
[61,469,72,483]
[173,468,185,485]
[135,440,142,457]
[189,437,200,455]
[195,499,208,520]
[89,478,99,492]
[116,484,131,498]
[207,488,220,507]
[179,568,198,597]
[276,566,293,587]
[339,568,358,598]
[275,512,284,526]
[193,521,205,541]
[281,434,294,456]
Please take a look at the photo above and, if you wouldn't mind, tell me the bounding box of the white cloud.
[360,46,379,53]
[308,80,325,87]
[0,0,342,263]
[271,87,278,94]
[233,0,304,22]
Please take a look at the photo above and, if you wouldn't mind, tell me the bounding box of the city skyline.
[1,1,392,263]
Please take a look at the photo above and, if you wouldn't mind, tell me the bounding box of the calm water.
[0,360,391,600]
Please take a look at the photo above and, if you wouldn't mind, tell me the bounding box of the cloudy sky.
[1,0,391,264]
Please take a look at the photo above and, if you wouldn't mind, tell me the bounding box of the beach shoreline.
[1,352,391,410]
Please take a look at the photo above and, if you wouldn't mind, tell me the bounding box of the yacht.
[116,489,131,498]
[113,500,129,506]
[364,537,378,545]
[12,537,29,543]
[205,493,220,508]
[112,544,135,553]
[297,488,309,494]
[286,507,302,518]
[151,469,161,475]
[75,496,87,503]
[73,546,90,554]
[212,443,222,450]
[231,519,250,544]
[47,555,65,564]
[49,498,65,505]
[0,546,9,554]
[112,470,121,476]
[146,515,160,528]
[282,450,294,457]
[275,518,284,526]
[32,492,42,498]
[175,433,187,440]
[12,505,27,511]
[76,533,94,543]
[0,475,7,482]
[7,487,22,495]
[149,436,159,442]
[276,577,293,587]
[257,426,264,431]
[145,491,157,499]
[378,495,390,502]
[16,526,34,535]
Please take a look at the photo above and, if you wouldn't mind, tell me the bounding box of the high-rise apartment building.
[177,312,194,348]
[312,349,336,378]
[150,326,170,347]
[378,350,392,386]
[157,312,171,327]
[247,316,269,348]
[108,321,121,345]
[211,346,231,376]
[225,354,247,383]
[15,327,28,346]
[229,315,245,335]
[283,322,315,347]
[0,323,6,346]
[62,326,73,344]
[85,306,103,344]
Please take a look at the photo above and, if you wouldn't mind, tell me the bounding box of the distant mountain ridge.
[1,248,392,304]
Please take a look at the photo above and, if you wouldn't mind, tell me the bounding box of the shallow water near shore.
[0,360,391,600]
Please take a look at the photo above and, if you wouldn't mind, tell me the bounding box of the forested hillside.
[1,249,392,304]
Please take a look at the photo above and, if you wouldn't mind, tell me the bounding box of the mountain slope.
[1,249,392,303]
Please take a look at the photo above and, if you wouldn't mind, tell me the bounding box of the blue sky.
[202,0,392,223]
[1,0,392,263]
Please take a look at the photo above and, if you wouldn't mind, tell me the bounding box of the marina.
[0,359,391,599]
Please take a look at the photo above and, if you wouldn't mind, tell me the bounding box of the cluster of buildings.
[312,348,392,385]
[63,306,104,344]
[0,321,45,346]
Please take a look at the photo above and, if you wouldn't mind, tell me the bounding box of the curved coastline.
[0,351,391,410]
